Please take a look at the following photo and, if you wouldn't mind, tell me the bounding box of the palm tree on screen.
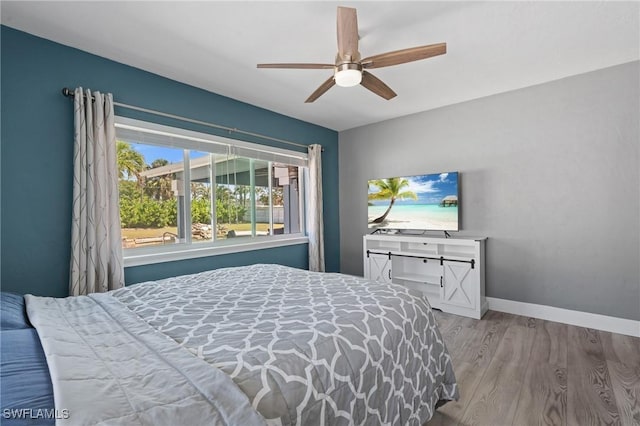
[368,177,417,224]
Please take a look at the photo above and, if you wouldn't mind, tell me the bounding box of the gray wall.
[339,61,639,321]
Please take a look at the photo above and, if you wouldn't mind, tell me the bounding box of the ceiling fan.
[257,6,446,103]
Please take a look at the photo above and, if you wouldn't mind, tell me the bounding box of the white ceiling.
[2,1,638,131]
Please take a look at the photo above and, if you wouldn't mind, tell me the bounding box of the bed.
[1,264,457,425]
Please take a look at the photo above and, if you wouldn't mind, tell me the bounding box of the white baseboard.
[486,297,640,338]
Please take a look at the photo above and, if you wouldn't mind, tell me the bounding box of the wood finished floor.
[426,310,640,426]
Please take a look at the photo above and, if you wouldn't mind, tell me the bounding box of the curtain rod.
[61,87,319,151]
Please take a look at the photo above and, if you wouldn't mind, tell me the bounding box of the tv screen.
[368,171,459,231]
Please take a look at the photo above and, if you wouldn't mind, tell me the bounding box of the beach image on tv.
[368,172,459,231]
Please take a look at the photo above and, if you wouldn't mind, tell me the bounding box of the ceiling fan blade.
[305,76,336,103]
[257,63,334,69]
[361,43,446,69]
[337,6,359,61]
[360,71,397,100]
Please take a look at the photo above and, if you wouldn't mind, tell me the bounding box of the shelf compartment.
[402,242,438,256]
[368,245,402,253]
[393,273,440,285]
[402,280,440,297]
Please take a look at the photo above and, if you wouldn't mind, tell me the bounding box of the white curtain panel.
[70,88,124,296]
[307,144,325,272]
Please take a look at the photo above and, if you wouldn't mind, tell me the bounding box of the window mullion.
[209,154,216,242]
[249,159,256,238]
[183,150,192,244]
[268,162,274,236]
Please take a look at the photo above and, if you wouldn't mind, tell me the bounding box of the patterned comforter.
[112,264,458,425]
[26,264,457,425]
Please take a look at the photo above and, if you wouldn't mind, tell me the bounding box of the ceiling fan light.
[334,63,363,87]
[335,69,362,87]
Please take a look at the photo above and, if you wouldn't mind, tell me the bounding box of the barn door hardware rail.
[366,249,475,269]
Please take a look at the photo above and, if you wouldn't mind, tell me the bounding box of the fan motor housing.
[335,62,363,73]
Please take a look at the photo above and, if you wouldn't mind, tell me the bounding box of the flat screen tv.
[368,171,459,231]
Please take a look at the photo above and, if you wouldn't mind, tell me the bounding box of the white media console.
[363,234,488,319]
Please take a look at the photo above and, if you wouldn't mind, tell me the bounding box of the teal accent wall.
[1,26,339,297]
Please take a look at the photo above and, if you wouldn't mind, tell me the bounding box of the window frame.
[115,117,309,267]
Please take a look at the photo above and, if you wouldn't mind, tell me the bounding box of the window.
[115,117,307,266]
